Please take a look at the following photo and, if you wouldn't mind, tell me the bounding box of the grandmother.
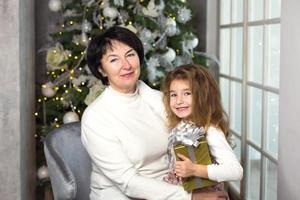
[81,26,201,200]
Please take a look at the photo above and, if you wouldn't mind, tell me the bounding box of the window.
[219,0,281,199]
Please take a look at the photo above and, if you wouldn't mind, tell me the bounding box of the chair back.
[44,122,92,200]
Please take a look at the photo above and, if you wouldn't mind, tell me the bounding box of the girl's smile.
[169,79,193,119]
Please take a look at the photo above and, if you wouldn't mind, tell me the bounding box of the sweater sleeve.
[206,127,243,182]
[81,115,191,200]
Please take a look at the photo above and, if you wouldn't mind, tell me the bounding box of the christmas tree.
[35,0,204,194]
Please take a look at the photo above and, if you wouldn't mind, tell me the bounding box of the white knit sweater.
[81,81,191,200]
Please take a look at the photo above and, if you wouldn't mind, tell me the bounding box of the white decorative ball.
[103,7,118,19]
[165,17,176,27]
[187,37,199,49]
[37,166,49,180]
[48,0,62,12]
[165,18,177,37]
[163,48,176,63]
[166,25,177,37]
[42,82,56,98]
[63,111,79,124]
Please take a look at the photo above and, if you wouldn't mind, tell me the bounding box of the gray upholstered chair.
[44,122,92,200]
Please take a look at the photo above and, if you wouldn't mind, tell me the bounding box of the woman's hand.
[174,154,196,177]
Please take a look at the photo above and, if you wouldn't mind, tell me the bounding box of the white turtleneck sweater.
[81,81,191,200]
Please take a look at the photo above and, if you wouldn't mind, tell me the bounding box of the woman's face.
[99,40,140,94]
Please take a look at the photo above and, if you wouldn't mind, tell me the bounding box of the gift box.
[173,136,217,192]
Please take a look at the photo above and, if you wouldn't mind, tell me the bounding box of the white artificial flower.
[113,0,124,7]
[139,28,152,41]
[86,75,99,87]
[63,9,77,17]
[84,81,106,105]
[119,10,129,22]
[72,75,88,86]
[103,19,116,28]
[177,7,192,24]
[147,57,160,68]
[146,57,163,83]
[142,0,159,18]
[121,24,137,34]
[46,43,70,71]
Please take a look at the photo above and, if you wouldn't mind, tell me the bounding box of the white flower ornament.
[142,0,159,18]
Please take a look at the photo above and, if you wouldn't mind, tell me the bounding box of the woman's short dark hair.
[86,26,144,85]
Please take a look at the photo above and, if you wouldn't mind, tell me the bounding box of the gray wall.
[36,0,60,86]
[190,0,207,52]
[205,0,218,56]
[278,0,300,199]
[0,0,35,199]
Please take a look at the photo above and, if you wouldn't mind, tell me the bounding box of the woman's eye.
[109,58,118,63]
[127,53,136,57]
[170,93,177,97]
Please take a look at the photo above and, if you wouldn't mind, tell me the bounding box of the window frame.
[217,0,280,199]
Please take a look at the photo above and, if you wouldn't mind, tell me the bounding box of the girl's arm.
[175,127,243,182]
[175,154,208,178]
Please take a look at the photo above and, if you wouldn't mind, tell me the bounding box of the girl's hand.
[174,154,196,177]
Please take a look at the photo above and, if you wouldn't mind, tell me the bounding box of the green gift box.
[173,137,217,192]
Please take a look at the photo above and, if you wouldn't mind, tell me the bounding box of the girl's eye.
[184,91,192,96]
[170,93,177,97]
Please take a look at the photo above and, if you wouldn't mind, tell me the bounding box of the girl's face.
[169,79,193,119]
[100,40,140,94]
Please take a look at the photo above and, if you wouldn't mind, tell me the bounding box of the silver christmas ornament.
[42,82,56,98]
[103,7,118,19]
[187,37,199,49]
[37,166,49,180]
[140,28,152,41]
[48,0,62,12]
[163,48,176,63]
[63,111,79,124]
[165,18,177,37]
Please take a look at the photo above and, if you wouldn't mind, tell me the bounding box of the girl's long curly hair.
[162,64,229,135]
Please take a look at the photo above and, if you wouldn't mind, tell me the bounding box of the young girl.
[162,64,243,197]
